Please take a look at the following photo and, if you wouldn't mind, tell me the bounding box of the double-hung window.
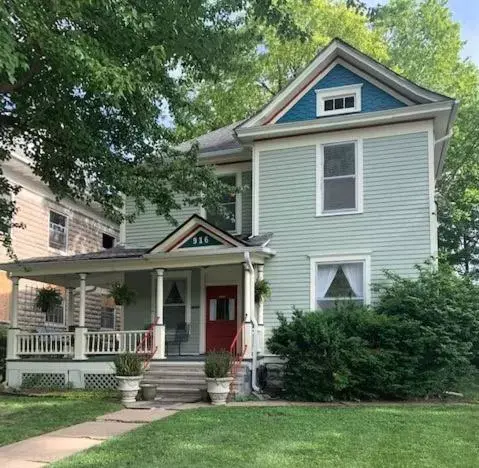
[311,256,370,310]
[206,173,241,233]
[49,210,67,251]
[317,141,362,215]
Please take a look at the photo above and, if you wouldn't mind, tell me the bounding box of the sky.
[364,0,479,65]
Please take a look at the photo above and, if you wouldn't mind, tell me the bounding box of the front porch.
[2,215,274,389]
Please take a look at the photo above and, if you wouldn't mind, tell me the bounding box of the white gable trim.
[149,216,244,254]
[240,40,447,129]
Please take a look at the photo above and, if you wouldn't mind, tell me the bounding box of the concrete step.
[145,370,205,378]
[143,378,206,387]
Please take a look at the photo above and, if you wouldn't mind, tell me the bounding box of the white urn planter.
[117,375,142,405]
[206,377,233,405]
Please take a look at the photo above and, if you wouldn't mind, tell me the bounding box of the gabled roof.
[238,38,454,129]
[176,121,244,156]
[148,214,248,254]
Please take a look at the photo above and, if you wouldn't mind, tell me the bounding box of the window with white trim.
[49,210,67,251]
[315,261,365,309]
[316,84,362,117]
[319,141,360,214]
[206,173,240,233]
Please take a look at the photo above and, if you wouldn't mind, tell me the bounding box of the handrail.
[229,322,244,356]
[136,317,158,354]
[229,322,247,398]
[136,317,159,369]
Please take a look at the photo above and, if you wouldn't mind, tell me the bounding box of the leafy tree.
[176,0,389,139]
[374,0,479,276]
[0,0,301,254]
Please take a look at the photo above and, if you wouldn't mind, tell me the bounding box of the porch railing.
[85,330,152,355]
[16,332,74,356]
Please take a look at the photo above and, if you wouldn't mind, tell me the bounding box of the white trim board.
[253,120,433,153]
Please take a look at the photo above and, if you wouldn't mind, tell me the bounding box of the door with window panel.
[206,285,237,352]
[164,279,187,331]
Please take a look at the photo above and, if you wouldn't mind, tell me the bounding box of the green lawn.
[0,391,121,446]
[53,404,479,468]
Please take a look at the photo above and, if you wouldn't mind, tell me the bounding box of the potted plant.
[204,350,233,405]
[254,279,271,304]
[35,287,62,313]
[109,282,136,306]
[113,352,143,405]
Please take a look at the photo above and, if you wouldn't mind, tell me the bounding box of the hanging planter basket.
[254,279,272,304]
[35,287,62,313]
[109,282,136,306]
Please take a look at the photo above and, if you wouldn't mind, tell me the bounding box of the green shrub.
[204,350,232,378]
[113,353,143,376]
[268,266,479,401]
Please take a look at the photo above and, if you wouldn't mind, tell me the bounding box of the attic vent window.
[316,84,362,117]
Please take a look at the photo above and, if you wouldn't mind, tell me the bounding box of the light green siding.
[242,171,253,234]
[124,269,202,355]
[125,198,198,248]
[258,131,431,338]
[125,171,253,247]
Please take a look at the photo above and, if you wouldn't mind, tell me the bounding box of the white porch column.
[78,273,87,327]
[74,273,87,360]
[152,268,165,359]
[256,264,265,353]
[243,263,253,359]
[66,287,75,328]
[7,276,20,360]
[150,271,156,324]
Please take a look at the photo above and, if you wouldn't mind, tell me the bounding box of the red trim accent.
[264,67,325,125]
[166,225,235,252]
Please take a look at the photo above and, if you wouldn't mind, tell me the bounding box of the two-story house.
[0,150,120,332]
[0,40,457,399]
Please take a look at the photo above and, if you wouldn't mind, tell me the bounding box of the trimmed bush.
[268,266,479,401]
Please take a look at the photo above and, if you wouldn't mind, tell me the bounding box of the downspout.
[244,252,261,392]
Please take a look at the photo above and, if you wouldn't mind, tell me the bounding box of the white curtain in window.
[209,299,217,321]
[316,264,339,300]
[229,299,235,320]
[342,263,364,298]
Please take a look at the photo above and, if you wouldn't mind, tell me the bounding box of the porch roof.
[0,242,275,288]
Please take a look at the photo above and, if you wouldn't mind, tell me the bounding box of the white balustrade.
[16,332,74,356]
[84,330,152,355]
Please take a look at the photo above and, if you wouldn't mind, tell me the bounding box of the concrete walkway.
[0,408,175,467]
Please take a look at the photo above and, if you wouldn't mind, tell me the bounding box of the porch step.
[141,361,206,404]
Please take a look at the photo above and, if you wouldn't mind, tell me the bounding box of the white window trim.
[48,209,69,254]
[309,254,371,310]
[164,270,192,326]
[316,84,362,117]
[316,139,363,217]
[202,169,242,235]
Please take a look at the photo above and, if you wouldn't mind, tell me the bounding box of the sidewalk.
[0,408,175,467]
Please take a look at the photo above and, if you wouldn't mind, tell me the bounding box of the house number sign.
[178,229,223,249]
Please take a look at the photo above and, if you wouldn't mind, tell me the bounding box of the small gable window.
[316,84,362,117]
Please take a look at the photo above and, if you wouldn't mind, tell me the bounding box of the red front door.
[206,285,238,352]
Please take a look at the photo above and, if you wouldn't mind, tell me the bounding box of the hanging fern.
[255,279,272,304]
[109,282,136,306]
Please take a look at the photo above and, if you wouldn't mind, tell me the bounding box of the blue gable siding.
[277,64,406,123]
